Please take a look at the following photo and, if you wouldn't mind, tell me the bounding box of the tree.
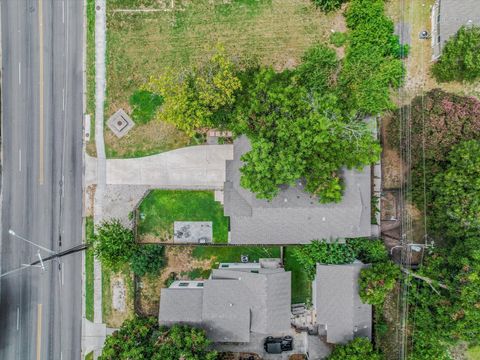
[148,47,241,135]
[327,337,381,360]
[346,238,388,263]
[432,26,480,82]
[233,69,380,202]
[295,44,338,94]
[100,317,217,360]
[130,244,166,277]
[432,140,480,238]
[359,261,400,306]
[91,219,137,271]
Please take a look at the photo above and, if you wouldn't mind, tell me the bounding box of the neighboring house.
[159,260,291,343]
[431,0,480,59]
[223,136,371,244]
[312,262,372,344]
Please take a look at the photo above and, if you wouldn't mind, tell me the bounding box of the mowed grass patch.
[105,0,340,157]
[138,190,229,243]
[468,346,480,360]
[85,217,95,321]
[102,266,135,328]
[283,246,311,304]
[86,0,96,156]
[192,246,280,267]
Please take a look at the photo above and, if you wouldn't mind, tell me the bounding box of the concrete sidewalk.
[86,144,234,189]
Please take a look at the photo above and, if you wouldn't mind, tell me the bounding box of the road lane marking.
[18,62,21,84]
[16,307,20,331]
[62,88,65,111]
[36,304,43,360]
[38,0,45,185]
[18,149,22,172]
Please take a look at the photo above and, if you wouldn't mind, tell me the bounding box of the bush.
[311,0,346,12]
[130,244,166,277]
[347,238,388,263]
[432,26,480,82]
[92,219,137,271]
[327,337,381,360]
[329,31,348,47]
[129,90,164,124]
[359,261,400,306]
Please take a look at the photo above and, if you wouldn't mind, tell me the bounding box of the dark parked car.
[264,336,293,354]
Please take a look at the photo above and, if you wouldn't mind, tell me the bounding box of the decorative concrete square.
[107,109,135,138]
[174,221,213,244]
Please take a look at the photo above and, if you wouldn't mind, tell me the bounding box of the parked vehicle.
[264,336,293,354]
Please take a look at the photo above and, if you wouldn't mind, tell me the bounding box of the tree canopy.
[100,317,217,360]
[359,261,400,306]
[432,26,480,82]
[432,140,480,238]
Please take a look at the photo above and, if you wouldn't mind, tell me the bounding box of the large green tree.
[234,68,380,203]
[432,140,480,238]
[432,26,480,82]
[100,317,217,360]
[359,261,400,306]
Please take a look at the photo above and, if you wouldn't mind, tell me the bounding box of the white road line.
[16,307,20,331]
[18,149,22,172]
[18,62,21,84]
[62,88,65,111]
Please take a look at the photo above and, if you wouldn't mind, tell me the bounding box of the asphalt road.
[0,0,83,359]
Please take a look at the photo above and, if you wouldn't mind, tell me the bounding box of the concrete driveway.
[86,144,233,189]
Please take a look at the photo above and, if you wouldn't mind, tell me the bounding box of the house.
[431,0,480,59]
[312,262,372,344]
[223,136,371,244]
[158,260,292,343]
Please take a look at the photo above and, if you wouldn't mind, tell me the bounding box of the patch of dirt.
[381,114,407,190]
[138,231,173,244]
[136,246,213,316]
[106,271,135,328]
[85,185,96,217]
[378,284,401,360]
[219,353,262,360]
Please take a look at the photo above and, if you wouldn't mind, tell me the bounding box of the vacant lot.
[137,190,229,243]
[106,0,343,157]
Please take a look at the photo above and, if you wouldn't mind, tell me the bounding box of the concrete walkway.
[86,144,234,189]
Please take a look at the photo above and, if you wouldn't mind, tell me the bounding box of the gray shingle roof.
[314,262,372,344]
[159,266,292,343]
[224,136,371,244]
[432,0,480,58]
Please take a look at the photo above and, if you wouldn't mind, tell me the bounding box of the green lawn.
[137,190,229,243]
[85,218,95,321]
[468,346,480,360]
[284,246,311,304]
[192,246,280,266]
[86,0,96,156]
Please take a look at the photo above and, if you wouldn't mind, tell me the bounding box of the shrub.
[129,90,164,124]
[329,31,348,47]
[359,261,400,306]
[432,26,480,82]
[292,240,358,280]
[327,337,381,360]
[92,219,137,271]
[130,244,166,277]
[311,0,346,12]
[347,238,388,263]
